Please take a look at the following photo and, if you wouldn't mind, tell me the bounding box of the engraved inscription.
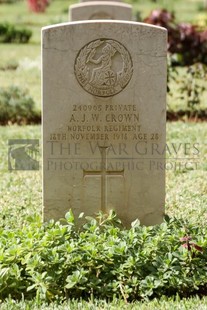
[47,103,161,142]
[74,39,133,97]
[67,103,143,141]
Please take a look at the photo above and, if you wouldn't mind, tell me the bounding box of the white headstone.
[69,2,132,21]
[42,21,167,227]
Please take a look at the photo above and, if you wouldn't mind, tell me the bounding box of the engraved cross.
[83,146,124,213]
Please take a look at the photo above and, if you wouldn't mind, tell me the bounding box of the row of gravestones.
[42,0,167,227]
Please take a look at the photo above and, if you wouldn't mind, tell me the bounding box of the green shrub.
[177,63,207,109]
[0,86,40,125]
[0,23,32,44]
[144,9,207,65]
[0,211,207,302]
[0,60,18,71]
[167,59,207,111]
[0,0,18,3]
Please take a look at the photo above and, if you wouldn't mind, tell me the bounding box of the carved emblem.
[74,39,133,97]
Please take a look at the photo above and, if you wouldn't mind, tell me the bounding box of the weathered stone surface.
[69,2,132,21]
[42,21,167,227]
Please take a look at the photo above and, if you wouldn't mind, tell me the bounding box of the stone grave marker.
[69,2,132,21]
[42,20,167,227]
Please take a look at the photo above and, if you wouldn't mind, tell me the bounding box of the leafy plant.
[0,86,40,125]
[0,23,32,44]
[27,0,49,13]
[168,60,207,111]
[177,63,207,109]
[167,56,207,115]
[144,9,207,65]
[0,211,207,302]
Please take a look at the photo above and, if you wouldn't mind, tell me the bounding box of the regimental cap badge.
[74,38,133,97]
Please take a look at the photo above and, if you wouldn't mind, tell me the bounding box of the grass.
[165,122,207,225]
[1,295,207,309]
[0,125,41,228]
